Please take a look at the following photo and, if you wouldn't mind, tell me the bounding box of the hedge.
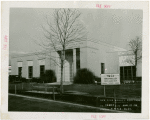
[40,70,57,83]
[73,68,95,84]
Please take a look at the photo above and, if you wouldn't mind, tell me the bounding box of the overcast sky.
[9,8,143,55]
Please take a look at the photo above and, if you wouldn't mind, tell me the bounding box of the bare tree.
[35,9,87,94]
[125,36,142,80]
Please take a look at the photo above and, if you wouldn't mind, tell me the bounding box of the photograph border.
[1,1,149,119]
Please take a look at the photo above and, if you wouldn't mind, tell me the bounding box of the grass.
[9,83,141,113]
[9,82,141,99]
[9,95,118,112]
[64,84,141,99]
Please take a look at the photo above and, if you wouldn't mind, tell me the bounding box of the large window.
[120,66,136,80]
[18,67,22,77]
[28,66,33,78]
[40,65,45,77]
[101,63,105,74]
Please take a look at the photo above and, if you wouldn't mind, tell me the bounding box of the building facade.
[11,40,142,82]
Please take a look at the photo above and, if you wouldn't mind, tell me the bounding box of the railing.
[11,83,59,100]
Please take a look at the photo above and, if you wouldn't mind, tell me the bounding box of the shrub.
[95,76,101,85]
[40,70,57,83]
[45,70,57,83]
[73,68,95,84]
[32,77,40,83]
[40,74,45,83]
[20,77,33,83]
[25,79,32,83]
[9,75,13,83]
[95,76,101,82]
[20,77,27,82]
[9,75,20,83]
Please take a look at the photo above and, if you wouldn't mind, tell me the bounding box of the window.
[76,48,80,70]
[28,66,33,78]
[18,67,22,77]
[101,63,105,74]
[120,66,136,80]
[40,65,45,77]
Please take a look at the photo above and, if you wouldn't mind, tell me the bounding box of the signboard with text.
[101,74,120,85]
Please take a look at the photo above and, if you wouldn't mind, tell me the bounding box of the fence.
[9,83,59,100]
[31,84,58,100]
[9,83,141,112]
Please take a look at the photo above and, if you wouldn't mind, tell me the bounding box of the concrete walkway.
[46,82,73,85]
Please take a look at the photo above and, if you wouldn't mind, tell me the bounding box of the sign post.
[104,85,106,97]
[114,88,116,109]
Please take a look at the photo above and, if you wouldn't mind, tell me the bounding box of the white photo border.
[1,1,149,119]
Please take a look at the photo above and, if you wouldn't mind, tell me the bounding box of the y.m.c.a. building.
[10,41,142,83]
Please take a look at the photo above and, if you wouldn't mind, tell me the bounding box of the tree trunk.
[60,50,65,94]
[60,59,64,94]
[135,66,137,81]
[135,53,137,81]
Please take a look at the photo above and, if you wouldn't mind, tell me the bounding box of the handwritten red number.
[4,35,8,42]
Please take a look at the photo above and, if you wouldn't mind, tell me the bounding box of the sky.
[9,8,143,55]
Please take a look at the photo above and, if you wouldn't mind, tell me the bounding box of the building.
[9,66,11,75]
[118,51,142,82]
[10,40,142,82]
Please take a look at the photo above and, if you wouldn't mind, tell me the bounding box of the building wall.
[11,53,56,79]
[118,51,142,77]
[86,47,100,77]
[98,44,108,75]
[137,60,142,77]
[11,58,17,76]
[85,41,120,77]
[80,47,87,69]
[11,41,141,82]
[105,52,120,74]
[96,43,120,76]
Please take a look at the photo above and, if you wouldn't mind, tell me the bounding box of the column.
[56,52,61,82]
[73,48,76,76]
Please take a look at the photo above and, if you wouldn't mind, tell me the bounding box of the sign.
[101,74,120,85]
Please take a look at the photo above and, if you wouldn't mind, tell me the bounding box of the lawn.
[9,95,119,112]
[64,84,141,99]
[9,82,141,99]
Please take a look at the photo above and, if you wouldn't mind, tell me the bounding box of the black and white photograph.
[1,1,149,119]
